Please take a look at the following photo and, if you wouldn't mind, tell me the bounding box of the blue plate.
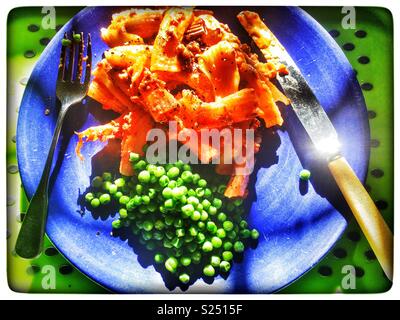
[17,6,369,293]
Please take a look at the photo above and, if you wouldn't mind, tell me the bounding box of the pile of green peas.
[84,152,259,284]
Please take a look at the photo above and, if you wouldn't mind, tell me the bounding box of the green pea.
[222,251,233,261]
[195,188,205,197]
[223,221,234,232]
[108,184,118,194]
[90,198,100,208]
[61,38,72,46]
[153,166,165,178]
[102,181,112,191]
[176,228,185,238]
[134,160,147,170]
[200,210,209,221]
[114,191,123,199]
[251,229,260,240]
[153,231,164,241]
[198,179,207,188]
[197,232,206,244]
[85,192,94,202]
[210,255,221,267]
[189,226,198,237]
[208,206,217,216]
[138,170,151,183]
[181,170,193,183]
[154,220,165,230]
[196,221,204,230]
[299,169,311,181]
[180,256,191,267]
[162,187,173,199]
[204,188,212,198]
[179,273,190,284]
[212,198,222,209]
[240,229,251,239]
[159,175,170,187]
[165,257,178,273]
[164,198,175,209]
[192,252,202,264]
[91,176,103,188]
[203,264,215,277]
[211,236,222,248]
[201,199,211,210]
[112,219,122,229]
[154,253,165,264]
[220,261,231,272]
[202,241,213,252]
[119,208,128,219]
[217,212,227,222]
[192,173,200,184]
[167,167,180,179]
[216,228,226,238]
[143,220,154,232]
[129,152,140,163]
[206,221,217,234]
[168,180,177,188]
[190,210,201,221]
[234,241,245,253]
[223,241,233,251]
[99,194,111,205]
[119,195,130,205]
[181,204,194,218]
[102,172,112,181]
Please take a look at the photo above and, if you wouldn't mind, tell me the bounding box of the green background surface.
[6,6,393,293]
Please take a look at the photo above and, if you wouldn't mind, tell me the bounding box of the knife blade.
[238,10,393,281]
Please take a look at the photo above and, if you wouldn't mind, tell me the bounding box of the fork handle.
[15,106,69,259]
[328,156,393,281]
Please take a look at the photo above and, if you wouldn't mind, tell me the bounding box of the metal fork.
[15,32,92,259]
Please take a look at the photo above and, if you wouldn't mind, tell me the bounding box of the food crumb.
[299,169,311,181]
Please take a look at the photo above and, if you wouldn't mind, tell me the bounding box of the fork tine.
[57,33,68,81]
[76,32,84,82]
[65,31,77,82]
[84,33,92,85]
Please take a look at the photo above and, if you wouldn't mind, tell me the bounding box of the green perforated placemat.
[6,6,393,293]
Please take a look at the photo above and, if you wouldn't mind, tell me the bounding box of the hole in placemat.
[343,43,355,51]
[375,200,388,210]
[7,164,18,174]
[367,110,377,119]
[355,266,365,277]
[355,30,367,38]
[365,184,371,193]
[347,231,361,242]
[370,139,380,147]
[26,265,41,275]
[329,29,340,38]
[371,168,384,178]
[27,24,39,32]
[361,83,373,91]
[24,50,36,59]
[40,37,51,46]
[333,248,347,259]
[318,266,333,276]
[358,56,370,64]
[59,264,74,275]
[56,24,64,32]
[45,247,59,256]
[364,249,377,261]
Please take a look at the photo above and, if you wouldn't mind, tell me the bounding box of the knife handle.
[328,156,393,281]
